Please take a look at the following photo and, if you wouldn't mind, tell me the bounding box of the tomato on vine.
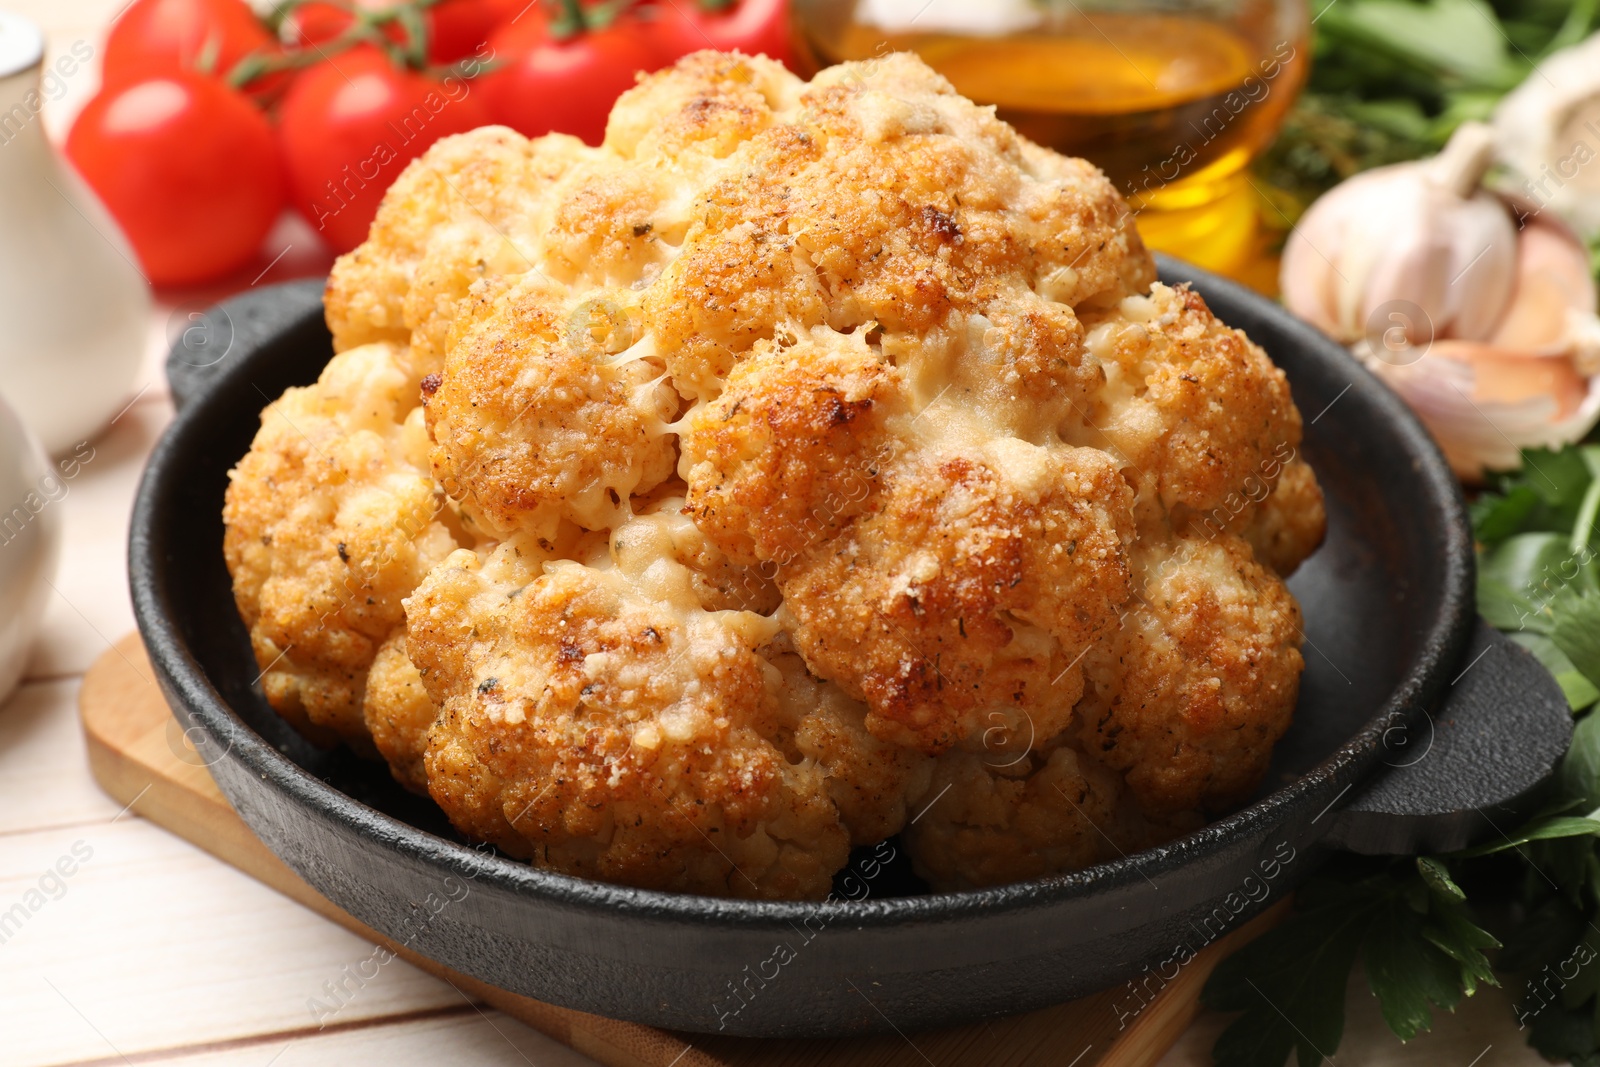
[648,0,792,67]
[478,0,659,144]
[65,73,286,285]
[277,45,490,251]
[279,0,505,64]
[102,0,288,92]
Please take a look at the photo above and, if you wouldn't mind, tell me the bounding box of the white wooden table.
[0,4,1555,1063]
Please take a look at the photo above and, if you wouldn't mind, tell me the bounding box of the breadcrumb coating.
[364,629,439,792]
[905,741,1127,891]
[1078,534,1306,817]
[424,274,678,541]
[229,48,1328,896]
[223,342,459,749]
[404,516,914,898]
[1081,284,1304,531]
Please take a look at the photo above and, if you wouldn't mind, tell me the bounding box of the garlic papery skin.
[1282,123,1517,346]
[1354,339,1600,480]
[1493,32,1600,239]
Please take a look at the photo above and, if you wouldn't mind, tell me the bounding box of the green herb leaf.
[1421,894,1500,996]
[1415,856,1464,901]
[1565,713,1600,811]
[1554,595,1600,689]
[1473,484,1541,545]
[1317,0,1521,88]
[1205,885,1379,1067]
[1478,532,1581,633]
[1513,633,1600,712]
[1453,816,1600,859]
[1365,898,1466,1038]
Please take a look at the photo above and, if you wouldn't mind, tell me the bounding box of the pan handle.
[1325,618,1573,855]
[165,279,326,412]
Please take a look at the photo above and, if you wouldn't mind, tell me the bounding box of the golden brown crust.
[406,528,859,899]
[776,444,1135,754]
[363,629,439,792]
[1078,534,1305,817]
[222,343,458,750]
[1241,458,1327,577]
[425,276,678,541]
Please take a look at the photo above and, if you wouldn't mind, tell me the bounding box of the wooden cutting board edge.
[78,633,1278,1067]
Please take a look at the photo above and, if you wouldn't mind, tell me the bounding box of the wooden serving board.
[80,634,1276,1067]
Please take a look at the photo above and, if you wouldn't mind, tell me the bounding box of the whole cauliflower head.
[228,49,1326,897]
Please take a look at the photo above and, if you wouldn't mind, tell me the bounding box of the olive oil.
[791,3,1309,286]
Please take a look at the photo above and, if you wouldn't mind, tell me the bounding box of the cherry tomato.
[65,74,285,286]
[278,47,490,252]
[650,0,792,67]
[103,0,286,92]
[279,1,359,49]
[283,0,506,63]
[479,14,658,145]
[426,0,508,62]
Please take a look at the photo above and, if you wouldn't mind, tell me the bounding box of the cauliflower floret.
[905,740,1165,892]
[425,275,678,541]
[1077,534,1306,817]
[683,330,1137,755]
[775,440,1135,754]
[406,515,897,898]
[363,629,438,792]
[1082,284,1307,532]
[763,633,933,846]
[645,55,1148,401]
[1241,458,1326,577]
[324,127,588,360]
[223,343,460,749]
[680,329,909,567]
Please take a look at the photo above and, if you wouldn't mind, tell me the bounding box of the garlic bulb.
[1282,122,1600,481]
[1493,32,1600,239]
[1281,123,1516,346]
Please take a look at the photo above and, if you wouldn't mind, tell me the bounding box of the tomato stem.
[549,0,587,39]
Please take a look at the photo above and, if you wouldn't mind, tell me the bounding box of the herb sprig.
[1256,0,1600,216]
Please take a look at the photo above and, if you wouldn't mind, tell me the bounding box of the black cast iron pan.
[133,257,1572,1038]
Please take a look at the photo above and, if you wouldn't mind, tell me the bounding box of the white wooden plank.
[90,1010,601,1067]
[0,821,481,1065]
[0,679,121,835]
[26,394,170,682]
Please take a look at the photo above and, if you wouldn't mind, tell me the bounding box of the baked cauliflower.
[225,49,1326,897]
[223,342,460,750]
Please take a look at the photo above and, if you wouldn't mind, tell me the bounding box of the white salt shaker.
[0,12,146,455]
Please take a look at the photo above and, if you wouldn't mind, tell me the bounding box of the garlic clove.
[1281,174,1367,341]
[1488,206,1599,353]
[1358,340,1600,481]
[1282,123,1518,346]
[1429,340,1590,419]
